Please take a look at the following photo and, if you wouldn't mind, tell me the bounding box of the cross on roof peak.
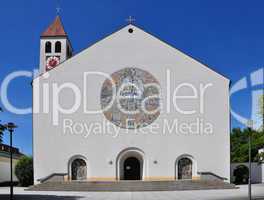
[126,16,136,24]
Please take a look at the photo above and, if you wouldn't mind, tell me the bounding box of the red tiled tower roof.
[41,16,67,37]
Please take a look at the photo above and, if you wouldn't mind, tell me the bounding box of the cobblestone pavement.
[0,184,264,200]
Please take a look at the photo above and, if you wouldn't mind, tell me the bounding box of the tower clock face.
[46,56,60,70]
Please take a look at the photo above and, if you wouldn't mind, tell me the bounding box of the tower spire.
[41,16,67,37]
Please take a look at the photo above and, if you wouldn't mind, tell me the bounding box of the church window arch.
[45,41,52,53]
[68,155,88,181]
[55,41,61,53]
[175,154,197,180]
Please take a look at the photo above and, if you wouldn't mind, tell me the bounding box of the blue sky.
[0,0,263,155]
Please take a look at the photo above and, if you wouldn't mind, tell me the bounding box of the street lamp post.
[4,122,17,200]
[247,120,253,200]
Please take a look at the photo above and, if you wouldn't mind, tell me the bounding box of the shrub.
[15,156,33,187]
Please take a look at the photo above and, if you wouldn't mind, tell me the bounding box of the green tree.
[15,156,33,187]
[231,128,264,163]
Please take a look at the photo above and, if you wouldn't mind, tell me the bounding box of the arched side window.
[178,158,192,180]
[55,41,61,53]
[71,158,87,180]
[175,155,197,180]
[68,155,88,181]
[45,41,52,53]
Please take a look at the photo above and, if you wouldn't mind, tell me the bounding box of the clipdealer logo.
[230,68,263,128]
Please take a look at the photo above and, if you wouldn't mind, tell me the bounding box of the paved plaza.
[0,184,264,200]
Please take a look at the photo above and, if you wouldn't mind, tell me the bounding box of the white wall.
[0,159,19,183]
[261,163,264,183]
[33,25,230,183]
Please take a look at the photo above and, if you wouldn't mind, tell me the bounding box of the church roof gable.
[36,24,229,82]
[130,25,229,82]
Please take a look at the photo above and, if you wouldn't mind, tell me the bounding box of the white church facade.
[33,16,230,184]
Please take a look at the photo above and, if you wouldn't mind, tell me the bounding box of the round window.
[101,68,161,129]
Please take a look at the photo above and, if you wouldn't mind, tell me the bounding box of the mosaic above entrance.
[101,68,161,129]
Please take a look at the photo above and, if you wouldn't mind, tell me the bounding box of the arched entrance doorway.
[233,165,249,184]
[123,157,141,180]
[177,157,193,180]
[116,148,144,180]
[71,158,87,181]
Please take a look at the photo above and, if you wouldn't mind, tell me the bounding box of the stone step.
[28,180,237,191]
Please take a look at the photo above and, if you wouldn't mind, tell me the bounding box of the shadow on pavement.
[255,197,264,200]
[0,194,83,200]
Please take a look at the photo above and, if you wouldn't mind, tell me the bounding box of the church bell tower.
[39,16,73,73]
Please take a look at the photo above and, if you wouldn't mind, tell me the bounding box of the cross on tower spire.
[126,16,136,24]
[56,6,61,15]
[56,0,62,15]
